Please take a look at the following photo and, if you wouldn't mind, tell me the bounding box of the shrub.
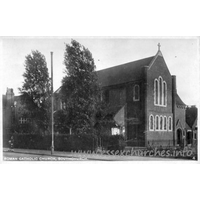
[100,134,125,150]
[3,133,125,152]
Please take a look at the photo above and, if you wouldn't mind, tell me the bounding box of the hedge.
[3,133,125,151]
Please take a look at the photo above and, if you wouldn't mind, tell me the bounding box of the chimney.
[6,88,14,96]
[6,88,14,106]
[171,75,176,146]
[172,75,177,94]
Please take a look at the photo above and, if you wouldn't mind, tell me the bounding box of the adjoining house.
[3,45,197,148]
[185,106,198,147]
[3,88,31,136]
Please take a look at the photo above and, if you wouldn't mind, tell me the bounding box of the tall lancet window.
[149,115,154,131]
[155,115,159,130]
[160,116,163,130]
[164,116,167,130]
[159,77,163,105]
[168,117,172,131]
[154,76,167,106]
[154,79,159,105]
[163,81,167,106]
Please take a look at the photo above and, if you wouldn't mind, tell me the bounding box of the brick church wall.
[146,55,174,147]
[126,81,145,146]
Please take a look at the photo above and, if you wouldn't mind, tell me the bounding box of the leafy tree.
[186,105,197,128]
[61,39,99,134]
[19,50,51,134]
[54,110,70,134]
[94,100,115,135]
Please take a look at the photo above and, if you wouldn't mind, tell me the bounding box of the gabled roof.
[148,50,163,69]
[96,56,154,87]
[185,122,192,130]
[175,94,186,108]
[192,118,197,129]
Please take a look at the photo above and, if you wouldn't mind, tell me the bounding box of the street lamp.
[51,52,54,155]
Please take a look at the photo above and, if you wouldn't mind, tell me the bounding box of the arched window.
[163,81,167,106]
[155,115,159,131]
[154,76,167,107]
[149,115,154,131]
[133,84,140,101]
[168,117,172,131]
[159,77,163,105]
[164,116,167,131]
[154,79,159,105]
[160,116,163,130]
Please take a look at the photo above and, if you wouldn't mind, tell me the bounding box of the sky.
[1,37,199,106]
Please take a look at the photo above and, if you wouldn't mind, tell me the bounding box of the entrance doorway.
[177,128,183,147]
[186,131,192,145]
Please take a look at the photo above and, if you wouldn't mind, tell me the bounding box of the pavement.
[2,148,194,161]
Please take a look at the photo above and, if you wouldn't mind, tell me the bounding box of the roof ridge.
[96,56,155,72]
[96,55,155,87]
[148,50,163,69]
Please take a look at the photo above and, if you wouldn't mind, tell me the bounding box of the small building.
[3,88,31,137]
[185,106,198,147]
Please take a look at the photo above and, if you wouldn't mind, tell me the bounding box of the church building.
[96,44,187,147]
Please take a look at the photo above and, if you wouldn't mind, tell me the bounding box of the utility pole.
[51,52,54,155]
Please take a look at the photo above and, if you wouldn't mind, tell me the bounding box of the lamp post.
[51,52,54,155]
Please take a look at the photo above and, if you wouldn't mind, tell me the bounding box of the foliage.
[94,100,115,136]
[19,50,51,134]
[3,133,125,151]
[100,134,126,150]
[55,133,97,151]
[54,110,70,134]
[3,134,51,150]
[186,105,197,128]
[61,39,100,134]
